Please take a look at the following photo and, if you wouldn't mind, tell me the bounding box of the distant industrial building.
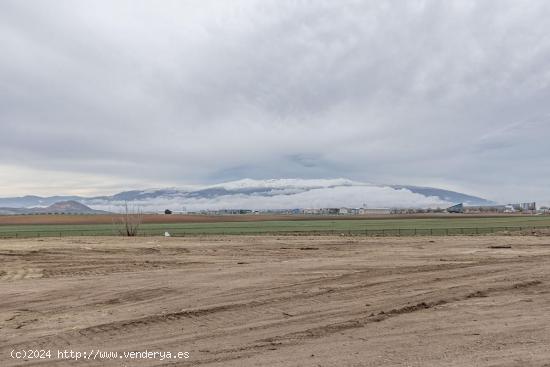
[359,208,392,215]
[217,209,253,215]
[514,202,537,211]
[446,203,464,213]
[302,207,391,215]
[446,202,537,214]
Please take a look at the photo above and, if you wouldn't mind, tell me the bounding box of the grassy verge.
[0,216,549,238]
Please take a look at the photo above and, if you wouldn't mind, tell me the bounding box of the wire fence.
[0,225,549,239]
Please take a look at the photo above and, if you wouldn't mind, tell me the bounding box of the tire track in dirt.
[140,281,546,367]
[257,280,543,344]
[4,236,550,367]
[0,247,199,281]
[145,278,543,367]
[7,261,543,355]
[0,268,43,281]
[185,280,545,365]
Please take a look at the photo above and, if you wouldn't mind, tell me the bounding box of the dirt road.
[1,235,550,366]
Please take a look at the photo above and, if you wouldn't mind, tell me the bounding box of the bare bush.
[117,202,142,236]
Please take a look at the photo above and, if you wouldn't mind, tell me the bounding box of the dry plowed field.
[0,214,361,226]
[1,235,550,366]
[0,213,525,226]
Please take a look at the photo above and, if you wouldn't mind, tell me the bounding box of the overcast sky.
[1,0,549,202]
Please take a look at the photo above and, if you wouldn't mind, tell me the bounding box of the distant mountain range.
[0,179,493,213]
[0,201,108,215]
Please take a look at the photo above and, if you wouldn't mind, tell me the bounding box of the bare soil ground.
[1,235,550,366]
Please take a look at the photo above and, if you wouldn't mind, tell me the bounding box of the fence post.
[430,228,433,235]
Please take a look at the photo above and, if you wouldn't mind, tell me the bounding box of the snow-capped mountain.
[0,178,492,212]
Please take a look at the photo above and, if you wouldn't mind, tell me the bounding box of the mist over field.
[86,180,453,212]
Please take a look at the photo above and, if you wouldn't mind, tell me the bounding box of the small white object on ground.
[164,232,171,237]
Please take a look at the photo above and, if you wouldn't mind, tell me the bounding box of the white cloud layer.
[89,185,451,213]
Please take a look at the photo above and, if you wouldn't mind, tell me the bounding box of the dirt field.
[1,235,550,366]
[0,213,531,226]
[0,214,312,225]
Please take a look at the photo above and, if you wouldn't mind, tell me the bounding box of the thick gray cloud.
[1,0,549,202]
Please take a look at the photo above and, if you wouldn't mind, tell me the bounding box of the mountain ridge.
[0,179,493,211]
[0,200,109,215]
